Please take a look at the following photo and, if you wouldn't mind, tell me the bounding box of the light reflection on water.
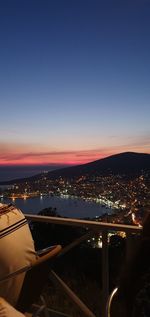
[2,196,111,219]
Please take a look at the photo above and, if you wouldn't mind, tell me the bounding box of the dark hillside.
[1,152,150,184]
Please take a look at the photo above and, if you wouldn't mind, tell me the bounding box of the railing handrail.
[25,213,142,317]
[25,213,142,233]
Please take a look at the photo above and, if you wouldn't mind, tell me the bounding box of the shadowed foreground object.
[0,203,62,315]
[106,213,150,317]
[16,245,62,313]
[0,297,25,317]
[0,245,62,317]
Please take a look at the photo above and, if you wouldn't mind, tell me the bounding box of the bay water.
[2,195,111,219]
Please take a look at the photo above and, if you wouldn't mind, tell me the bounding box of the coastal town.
[1,169,149,227]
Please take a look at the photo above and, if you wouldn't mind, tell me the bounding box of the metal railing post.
[126,232,133,262]
[126,231,141,262]
[50,270,96,317]
[102,230,109,317]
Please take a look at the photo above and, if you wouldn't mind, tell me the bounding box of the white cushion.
[0,204,37,306]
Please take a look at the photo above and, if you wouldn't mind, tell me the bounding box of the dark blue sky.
[0,0,150,166]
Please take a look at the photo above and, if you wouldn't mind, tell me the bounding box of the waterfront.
[1,195,111,219]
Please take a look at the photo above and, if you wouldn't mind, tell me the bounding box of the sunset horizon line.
[0,150,149,167]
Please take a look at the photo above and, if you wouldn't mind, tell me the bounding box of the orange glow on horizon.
[0,147,111,166]
[0,153,109,166]
[0,145,149,167]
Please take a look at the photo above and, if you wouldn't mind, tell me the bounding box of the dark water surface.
[2,195,111,219]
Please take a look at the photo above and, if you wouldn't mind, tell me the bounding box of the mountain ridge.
[0,152,150,185]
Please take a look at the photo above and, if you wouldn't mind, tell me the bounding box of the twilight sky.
[0,0,150,166]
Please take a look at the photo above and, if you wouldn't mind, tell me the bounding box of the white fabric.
[0,297,25,317]
[0,203,37,306]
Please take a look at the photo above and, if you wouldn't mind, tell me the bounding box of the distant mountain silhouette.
[1,152,150,185]
[45,152,150,179]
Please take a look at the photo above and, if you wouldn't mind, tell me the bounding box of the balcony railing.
[25,213,142,317]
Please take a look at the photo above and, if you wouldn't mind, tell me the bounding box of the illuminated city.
[1,156,149,227]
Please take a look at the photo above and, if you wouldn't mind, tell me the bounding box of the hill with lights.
[1,152,150,185]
